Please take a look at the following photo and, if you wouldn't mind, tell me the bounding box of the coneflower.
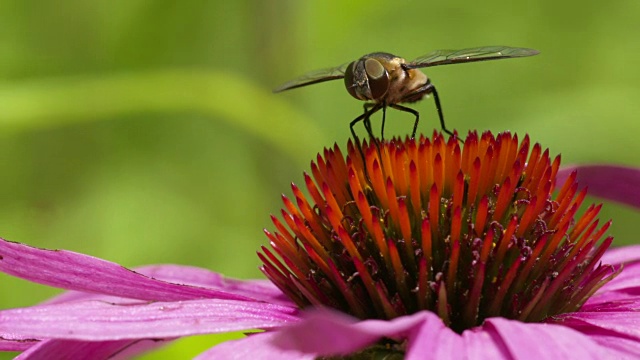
[0,131,639,359]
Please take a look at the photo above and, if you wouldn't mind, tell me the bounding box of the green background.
[1,1,639,358]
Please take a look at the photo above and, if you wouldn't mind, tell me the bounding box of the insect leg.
[351,104,382,162]
[428,84,456,138]
[362,103,382,142]
[400,82,461,141]
[380,104,387,140]
[362,104,374,140]
[389,104,420,139]
[351,104,382,142]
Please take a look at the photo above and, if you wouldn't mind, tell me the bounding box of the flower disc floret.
[260,131,618,333]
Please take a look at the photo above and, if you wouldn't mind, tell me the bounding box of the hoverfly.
[274,46,539,141]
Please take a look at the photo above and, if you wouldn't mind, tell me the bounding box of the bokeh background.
[1,1,639,358]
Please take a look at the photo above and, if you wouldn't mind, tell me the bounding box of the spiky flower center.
[259,131,618,333]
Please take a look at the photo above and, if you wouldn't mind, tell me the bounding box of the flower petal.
[404,315,463,360]
[0,299,298,341]
[557,165,640,209]
[273,310,447,356]
[554,302,640,341]
[574,330,640,359]
[40,265,294,307]
[15,339,171,360]
[460,330,509,360]
[273,310,617,360]
[406,325,512,360]
[405,317,606,360]
[0,338,37,351]
[195,331,315,360]
[589,261,640,304]
[483,317,612,359]
[552,302,640,359]
[600,245,640,266]
[0,239,253,302]
[134,265,294,306]
[42,291,140,306]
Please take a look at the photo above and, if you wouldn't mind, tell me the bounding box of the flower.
[1,131,640,359]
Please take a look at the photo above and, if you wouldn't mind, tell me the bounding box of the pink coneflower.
[1,131,640,359]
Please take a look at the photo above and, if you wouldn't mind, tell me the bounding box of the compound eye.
[364,58,389,100]
[343,61,359,99]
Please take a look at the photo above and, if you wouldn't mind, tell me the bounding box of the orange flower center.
[260,131,618,333]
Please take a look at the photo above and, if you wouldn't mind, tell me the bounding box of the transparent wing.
[273,63,350,93]
[405,46,539,69]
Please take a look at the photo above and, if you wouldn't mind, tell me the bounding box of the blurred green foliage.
[1,0,639,358]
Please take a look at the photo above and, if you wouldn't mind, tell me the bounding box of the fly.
[274,46,539,141]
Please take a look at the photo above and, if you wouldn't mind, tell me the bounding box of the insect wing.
[273,63,350,93]
[405,46,539,69]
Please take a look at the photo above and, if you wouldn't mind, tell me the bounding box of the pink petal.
[0,338,37,351]
[407,325,511,360]
[599,245,640,266]
[273,309,446,356]
[406,317,588,360]
[483,317,611,359]
[41,265,294,307]
[551,302,640,358]
[589,261,640,304]
[556,165,640,209]
[15,339,171,360]
[581,298,640,312]
[42,291,142,306]
[404,315,463,360]
[587,288,640,305]
[0,299,298,341]
[134,265,293,306]
[0,239,253,302]
[461,330,510,360]
[274,310,618,360]
[554,304,640,341]
[576,331,640,359]
[195,331,315,360]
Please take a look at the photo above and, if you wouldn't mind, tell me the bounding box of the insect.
[274,46,539,142]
